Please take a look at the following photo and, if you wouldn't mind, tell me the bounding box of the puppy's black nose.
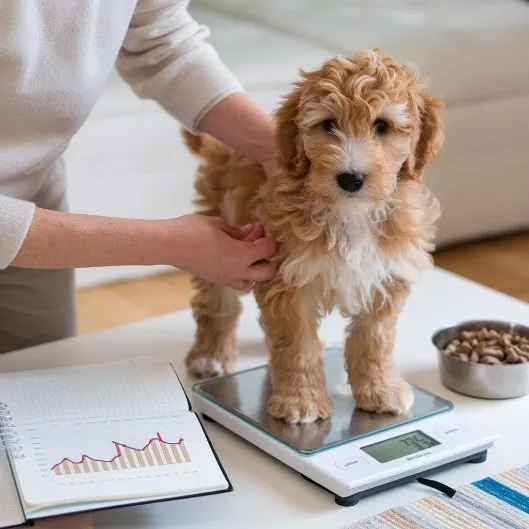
[336,171,365,192]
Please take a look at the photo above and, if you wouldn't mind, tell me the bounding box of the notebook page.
[0,450,25,528]
[0,360,188,426]
[11,412,227,513]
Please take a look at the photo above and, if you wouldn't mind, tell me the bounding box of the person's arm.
[8,207,276,291]
[115,0,276,171]
[198,92,276,172]
[10,208,173,269]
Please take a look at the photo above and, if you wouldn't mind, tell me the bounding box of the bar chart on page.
[51,432,191,475]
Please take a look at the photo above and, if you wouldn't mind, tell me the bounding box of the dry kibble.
[475,342,486,355]
[477,329,488,340]
[481,355,502,365]
[506,351,520,364]
[458,342,473,354]
[502,334,513,347]
[483,347,504,360]
[443,327,529,365]
[445,343,457,354]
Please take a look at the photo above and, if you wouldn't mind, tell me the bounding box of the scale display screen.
[360,430,440,463]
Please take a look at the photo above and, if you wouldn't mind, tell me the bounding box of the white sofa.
[66,0,529,288]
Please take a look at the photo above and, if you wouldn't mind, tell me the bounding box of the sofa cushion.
[195,0,529,103]
[191,6,331,92]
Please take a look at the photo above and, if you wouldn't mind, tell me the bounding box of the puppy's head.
[274,49,443,215]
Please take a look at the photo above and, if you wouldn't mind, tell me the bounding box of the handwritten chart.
[13,414,229,508]
[51,433,190,475]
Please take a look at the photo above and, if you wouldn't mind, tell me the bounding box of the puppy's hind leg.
[185,276,241,378]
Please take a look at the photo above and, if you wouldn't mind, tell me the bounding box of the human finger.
[262,157,278,178]
[245,236,277,264]
[220,222,254,240]
[228,280,252,291]
[244,260,277,281]
[241,222,265,242]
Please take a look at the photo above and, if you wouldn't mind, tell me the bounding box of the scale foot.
[302,450,489,507]
[335,495,359,507]
[468,451,487,464]
[301,474,360,506]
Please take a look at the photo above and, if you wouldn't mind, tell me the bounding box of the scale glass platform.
[191,347,497,506]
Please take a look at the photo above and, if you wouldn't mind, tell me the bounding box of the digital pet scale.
[191,347,497,506]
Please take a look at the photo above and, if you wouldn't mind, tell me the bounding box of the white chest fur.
[325,220,393,316]
[280,211,430,316]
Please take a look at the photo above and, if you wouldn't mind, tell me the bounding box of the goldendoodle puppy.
[184,48,443,424]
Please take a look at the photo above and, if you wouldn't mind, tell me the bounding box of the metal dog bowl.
[432,320,529,399]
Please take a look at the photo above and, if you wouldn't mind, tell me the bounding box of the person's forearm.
[197,92,276,166]
[10,208,171,269]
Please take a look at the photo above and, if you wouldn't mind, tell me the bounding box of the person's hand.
[261,157,278,179]
[171,214,277,291]
[11,208,276,283]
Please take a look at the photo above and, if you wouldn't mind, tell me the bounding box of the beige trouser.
[0,159,77,354]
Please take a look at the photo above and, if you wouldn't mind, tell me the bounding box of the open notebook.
[0,359,231,527]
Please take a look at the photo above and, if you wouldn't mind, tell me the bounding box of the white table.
[1,268,528,529]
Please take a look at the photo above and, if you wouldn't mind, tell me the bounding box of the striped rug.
[346,464,529,528]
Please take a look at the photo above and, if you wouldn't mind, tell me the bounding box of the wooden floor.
[77,232,529,334]
[433,233,529,301]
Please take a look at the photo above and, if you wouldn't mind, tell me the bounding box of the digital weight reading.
[360,430,440,464]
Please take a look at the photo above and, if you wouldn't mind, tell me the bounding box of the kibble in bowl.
[443,327,529,365]
[432,320,529,399]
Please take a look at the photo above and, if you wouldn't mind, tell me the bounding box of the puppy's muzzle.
[336,171,365,192]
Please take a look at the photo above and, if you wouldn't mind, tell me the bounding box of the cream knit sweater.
[0,0,243,269]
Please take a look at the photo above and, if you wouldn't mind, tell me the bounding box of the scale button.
[435,425,465,438]
[335,457,369,471]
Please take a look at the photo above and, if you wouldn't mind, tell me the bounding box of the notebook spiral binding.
[0,403,25,459]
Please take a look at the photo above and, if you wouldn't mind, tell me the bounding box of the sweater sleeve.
[116,0,244,132]
[0,195,36,269]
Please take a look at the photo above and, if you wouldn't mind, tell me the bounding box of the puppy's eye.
[374,120,389,135]
[322,119,337,133]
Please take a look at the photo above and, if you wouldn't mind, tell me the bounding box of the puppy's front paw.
[267,390,332,424]
[353,376,414,415]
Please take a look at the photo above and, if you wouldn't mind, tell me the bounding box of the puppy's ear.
[400,92,444,182]
[274,85,310,175]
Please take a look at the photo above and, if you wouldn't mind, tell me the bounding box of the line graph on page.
[10,412,231,509]
[17,415,202,483]
[51,433,191,475]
